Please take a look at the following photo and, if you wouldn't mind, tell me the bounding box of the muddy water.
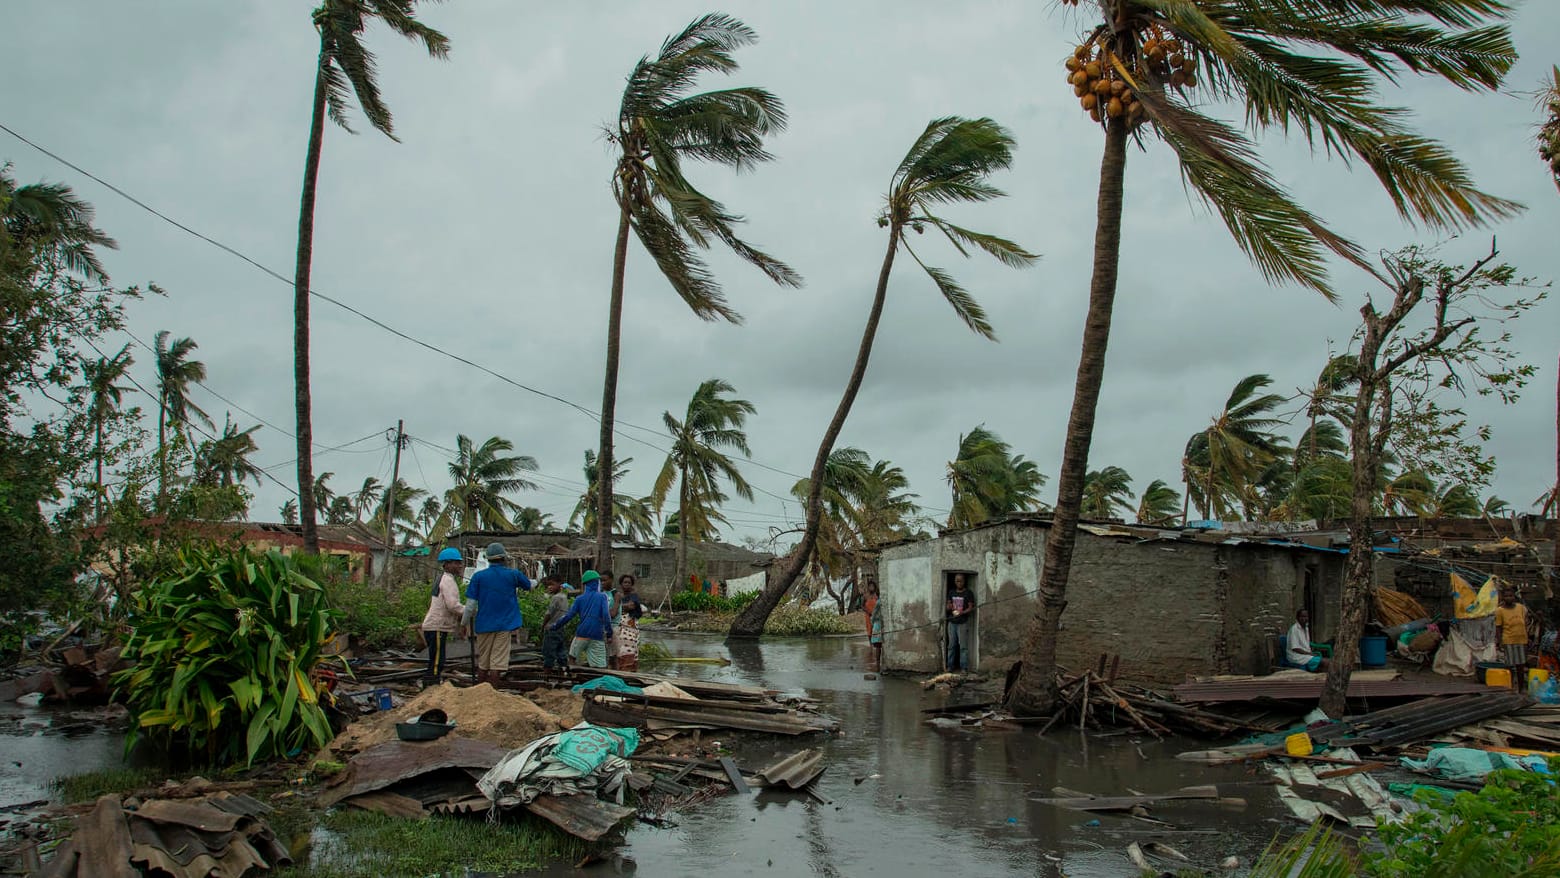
[550,633,1296,877]
[0,700,130,811]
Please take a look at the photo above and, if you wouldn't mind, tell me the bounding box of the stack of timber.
[576,670,837,736]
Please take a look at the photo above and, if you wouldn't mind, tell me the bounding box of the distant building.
[442,530,773,605]
[876,515,1347,684]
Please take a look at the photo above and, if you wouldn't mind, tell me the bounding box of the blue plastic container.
[1358,636,1388,668]
[372,687,392,711]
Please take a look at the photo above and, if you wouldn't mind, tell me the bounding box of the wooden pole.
[379,420,404,584]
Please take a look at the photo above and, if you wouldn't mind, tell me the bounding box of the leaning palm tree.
[417,495,442,540]
[1195,374,1287,519]
[653,379,756,592]
[1080,465,1134,520]
[312,471,337,516]
[593,13,800,576]
[731,117,1037,636]
[291,0,448,553]
[354,476,383,520]
[432,434,539,537]
[1134,479,1182,526]
[371,476,426,541]
[77,344,135,518]
[153,330,211,506]
[1013,0,1520,714]
[946,425,1048,529]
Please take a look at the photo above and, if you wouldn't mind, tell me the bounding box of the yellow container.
[1285,732,1314,757]
[1486,667,1513,689]
[1529,668,1550,690]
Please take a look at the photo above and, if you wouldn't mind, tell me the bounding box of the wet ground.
[551,632,1296,877]
[0,700,130,813]
[1,634,1301,876]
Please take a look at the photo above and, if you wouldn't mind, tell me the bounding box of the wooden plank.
[719,757,751,794]
[1315,763,1388,780]
[1030,786,1220,813]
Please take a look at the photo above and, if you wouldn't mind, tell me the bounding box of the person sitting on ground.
[1496,588,1531,687]
[539,575,571,676]
[462,542,533,686]
[419,547,466,685]
[550,569,613,669]
[1286,608,1329,672]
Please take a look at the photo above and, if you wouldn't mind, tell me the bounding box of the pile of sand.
[526,686,584,728]
[329,683,573,755]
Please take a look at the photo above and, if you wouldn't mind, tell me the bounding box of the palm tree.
[193,415,263,488]
[1080,466,1134,520]
[593,14,800,577]
[77,344,135,518]
[1382,470,1434,516]
[653,379,756,592]
[946,425,1047,529]
[291,0,448,553]
[280,498,299,525]
[569,450,659,543]
[1013,0,1519,714]
[371,476,426,541]
[512,507,556,533]
[312,471,337,515]
[153,330,211,506]
[790,447,874,581]
[851,458,920,547]
[1187,374,1287,520]
[1483,495,1511,516]
[1134,479,1181,526]
[354,476,383,520]
[1280,457,1353,521]
[1539,65,1560,192]
[731,117,1037,636]
[417,495,442,540]
[432,434,539,537]
[325,495,357,525]
[0,170,116,282]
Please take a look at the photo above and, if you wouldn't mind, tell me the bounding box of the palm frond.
[929,219,1039,269]
[627,197,735,322]
[905,246,995,340]
[1138,89,1360,297]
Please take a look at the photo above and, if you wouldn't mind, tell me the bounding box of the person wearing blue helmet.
[420,547,466,684]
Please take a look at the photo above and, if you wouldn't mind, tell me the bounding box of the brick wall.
[879,522,1329,685]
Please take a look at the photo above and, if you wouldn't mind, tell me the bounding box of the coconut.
[1107,97,1125,118]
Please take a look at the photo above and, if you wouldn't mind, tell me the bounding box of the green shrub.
[325,578,423,652]
[1364,769,1560,877]
[51,767,164,803]
[670,590,726,612]
[728,589,759,611]
[113,546,341,766]
[761,604,856,636]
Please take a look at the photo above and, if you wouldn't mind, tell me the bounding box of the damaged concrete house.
[876,515,1348,684]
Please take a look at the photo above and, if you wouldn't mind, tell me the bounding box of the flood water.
[556,632,1296,878]
[2,634,1300,876]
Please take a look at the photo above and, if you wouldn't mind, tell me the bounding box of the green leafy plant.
[325,577,424,652]
[761,604,856,637]
[670,590,728,612]
[1365,770,1560,877]
[113,546,341,765]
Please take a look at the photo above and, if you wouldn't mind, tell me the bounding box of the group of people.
[418,542,646,685]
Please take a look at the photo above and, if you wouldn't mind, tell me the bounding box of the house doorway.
[942,570,978,672]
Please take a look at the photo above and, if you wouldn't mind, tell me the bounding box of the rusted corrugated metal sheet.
[755,749,825,790]
[1173,677,1491,704]
[42,792,290,878]
[320,737,509,806]
[521,794,635,842]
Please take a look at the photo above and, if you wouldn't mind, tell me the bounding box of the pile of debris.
[570,671,839,737]
[38,791,289,878]
[1,645,125,706]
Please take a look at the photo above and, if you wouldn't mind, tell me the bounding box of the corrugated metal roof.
[755,748,825,790]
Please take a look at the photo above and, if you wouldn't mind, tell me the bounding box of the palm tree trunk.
[676,469,689,598]
[156,397,167,511]
[293,50,329,554]
[595,199,632,574]
[95,411,105,521]
[1008,118,1129,714]
[729,229,901,637]
[1181,475,1190,523]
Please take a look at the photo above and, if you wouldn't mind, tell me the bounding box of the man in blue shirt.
[550,569,613,669]
[463,542,532,685]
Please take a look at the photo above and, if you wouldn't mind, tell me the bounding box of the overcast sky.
[4,2,1558,543]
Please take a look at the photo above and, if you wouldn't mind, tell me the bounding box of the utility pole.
[379,420,406,584]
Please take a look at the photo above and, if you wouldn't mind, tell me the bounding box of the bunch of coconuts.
[1064,30,1198,125]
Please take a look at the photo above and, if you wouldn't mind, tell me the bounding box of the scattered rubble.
[39,791,289,878]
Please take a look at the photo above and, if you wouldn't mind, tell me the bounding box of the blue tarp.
[571,676,644,696]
